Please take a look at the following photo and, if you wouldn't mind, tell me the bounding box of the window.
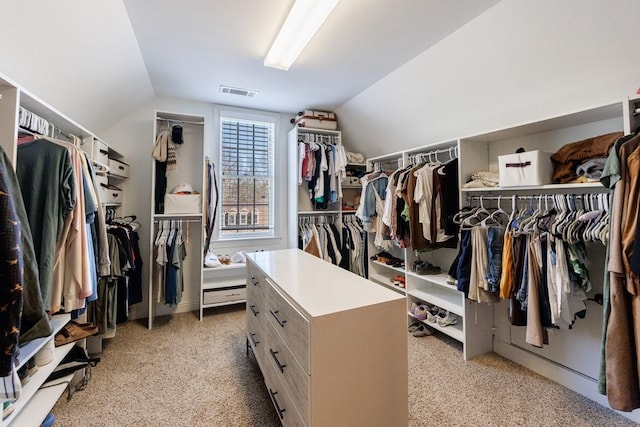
[219,116,275,238]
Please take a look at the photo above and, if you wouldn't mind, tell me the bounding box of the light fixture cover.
[264,0,339,71]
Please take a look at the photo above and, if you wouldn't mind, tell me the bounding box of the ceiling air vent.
[219,85,258,97]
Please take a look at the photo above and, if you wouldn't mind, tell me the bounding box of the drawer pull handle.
[249,304,259,316]
[249,332,259,347]
[118,165,125,170]
[268,388,286,420]
[270,310,287,327]
[99,149,109,155]
[269,349,287,373]
[249,276,259,286]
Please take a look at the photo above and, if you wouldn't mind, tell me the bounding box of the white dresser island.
[246,249,408,427]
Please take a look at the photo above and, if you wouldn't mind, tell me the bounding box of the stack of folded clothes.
[551,131,623,184]
[462,171,499,188]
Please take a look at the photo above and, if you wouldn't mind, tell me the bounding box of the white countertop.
[247,249,405,318]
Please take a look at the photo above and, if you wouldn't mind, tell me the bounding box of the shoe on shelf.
[413,260,441,275]
[437,311,459,327]
[35,340,54,366]
[204,251,222,268]
[231,251,246,263]
[26,358,38,376]
[54,321,99,347]
[413,305,429,321]
[408,321,421,333]
[412,324,434,337]
[2,401,14,420]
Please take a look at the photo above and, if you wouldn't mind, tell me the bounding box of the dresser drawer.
[247,262,266,301]
[203,285,245,305]
[246,313,265,367]
[265,317,309,420]
[262,351,307,427]
[266,280,310,373]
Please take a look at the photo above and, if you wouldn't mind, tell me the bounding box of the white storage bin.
[498,150,553,187]
[108,158,129,178]
[98,178,123,205]
[164,193,202,214]
[93,139,110,167]
[203,285,246,305]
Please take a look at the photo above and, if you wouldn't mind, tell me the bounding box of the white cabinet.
[246,249,408,426]
[200,263,246,320]
[0,71,109,426]
[148,111,205,329]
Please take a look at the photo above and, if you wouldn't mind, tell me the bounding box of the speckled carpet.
[52,305,636,426]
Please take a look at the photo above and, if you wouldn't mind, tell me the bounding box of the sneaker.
[413,305,429,321]
[35,340,54,366]
[412,324,434,337]
[2,401,13,420]
[409,302,419,315]
[408,321,421,333]
[26,358,38,376]
[437,311,459,327]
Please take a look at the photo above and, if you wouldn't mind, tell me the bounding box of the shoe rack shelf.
[6,314,75,426]
[408,311,464,342]
[371,259,406,274]
[368,272,405,295]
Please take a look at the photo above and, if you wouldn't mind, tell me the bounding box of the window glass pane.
[219,117,274,237]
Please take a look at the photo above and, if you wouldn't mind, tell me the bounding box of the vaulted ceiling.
[0,0,499,134]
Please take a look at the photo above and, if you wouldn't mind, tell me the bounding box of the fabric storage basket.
[498,150,553,187]
[164,194,202,214]
[292,110,338,130]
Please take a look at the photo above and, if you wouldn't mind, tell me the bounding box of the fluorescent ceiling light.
[264,0,339,71]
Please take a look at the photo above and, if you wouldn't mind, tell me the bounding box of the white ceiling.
[124,0,500,115]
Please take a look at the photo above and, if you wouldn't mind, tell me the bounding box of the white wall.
[0,1,153,135]
[102,96,292,320]
[336,0,640,156]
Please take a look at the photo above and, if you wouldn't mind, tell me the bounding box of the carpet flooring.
[51,305,636,426]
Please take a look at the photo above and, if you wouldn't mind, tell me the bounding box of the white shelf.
[407,287,464,317]
[153,213,203,219]
[409,314,464,342]
[6,341,75,426]
[9,372,74,427]
[406,271,455,290]
[371,260,406,274]
[16,314,70,371]
[341,184,361,189]
[369,273,406,295]
[461,182,608,193]
[203,262,246,272]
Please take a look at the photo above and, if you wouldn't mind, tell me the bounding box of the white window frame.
[216,108,277,241]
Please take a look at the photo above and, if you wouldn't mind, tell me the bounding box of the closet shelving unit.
[148,111,206,329]
[0,72,123,426]
[364,151,407,292]
[287,126,342,246]
[363,97,639,419]
[366,142,493,359]
[458,100,625,408]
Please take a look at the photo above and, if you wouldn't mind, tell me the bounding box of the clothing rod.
[157,117,204,125]
[298,211,340,215]
[153,219,201,223]
[465,195,550,201]
[411,146,456,155]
